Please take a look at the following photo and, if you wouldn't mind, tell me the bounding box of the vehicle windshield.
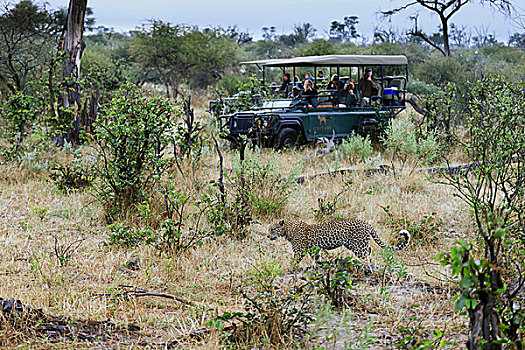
[259,99,293,109]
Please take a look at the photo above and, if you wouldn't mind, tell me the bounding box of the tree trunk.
[440,14,451,56]
[61,0,87,145]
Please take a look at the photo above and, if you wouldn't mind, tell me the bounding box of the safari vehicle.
[217,55,408,148]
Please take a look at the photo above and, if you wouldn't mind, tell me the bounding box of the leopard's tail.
[370,228,410,251]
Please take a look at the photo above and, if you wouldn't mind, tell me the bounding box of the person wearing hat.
[275,72,292,97]
[360,68,381,106]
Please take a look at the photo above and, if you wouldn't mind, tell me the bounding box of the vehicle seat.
[389,79,403,90]
[317,95,332,106]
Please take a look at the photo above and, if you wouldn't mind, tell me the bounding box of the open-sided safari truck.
[217,55,408,148]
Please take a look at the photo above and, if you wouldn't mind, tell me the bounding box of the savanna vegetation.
[0,0,524,349]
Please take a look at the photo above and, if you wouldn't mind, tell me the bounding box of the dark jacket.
[360,77,381,98]
[326,80,344,91]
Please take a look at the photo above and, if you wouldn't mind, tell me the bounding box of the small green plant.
[377,248,407,289]
[313,180,353,220]
[307,255,358,309]
[340,133,373,165]
[152,183,210,253]
[30,205,49,220]
[107,224,155,247]
[395,317,454,349]
[49,148,94,190]
[201,182,252,239]
[108,183,211,255]
[212,264,315,347]
[202,136,252,239]
[53,236,85,267]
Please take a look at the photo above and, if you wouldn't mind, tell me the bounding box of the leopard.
[268,219,410,262]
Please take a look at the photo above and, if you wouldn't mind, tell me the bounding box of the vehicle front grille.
[230,114,254,133]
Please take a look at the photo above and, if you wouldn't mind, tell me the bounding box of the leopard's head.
[268,220,287,241]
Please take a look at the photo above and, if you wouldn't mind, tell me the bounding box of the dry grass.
[0,122,474,348]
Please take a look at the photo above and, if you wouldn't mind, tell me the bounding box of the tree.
[329,16,359,43]
[508,32,525,47]
[224,26,252,45]
[60,0,88,144]
[383,0,513,56]
[0,0,64,94]
[278,23,316,48]
[131,20,237,97]
[293,23,316,42]
[261,26,277,41]
[298,39,338,56]
[449,23,472,47]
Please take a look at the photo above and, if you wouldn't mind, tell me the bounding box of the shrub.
[339,133,373,165]
[107,224,155,247]
[407,79,440,96]
[307,256,357,309]
[212,263,315,347]
[107,183,211,255]
[382,118,440,170]
[439,76,525,349]
[413,55,465,87]
[93,82,179,220]
[313,179,352,221]
[232,150,299,219]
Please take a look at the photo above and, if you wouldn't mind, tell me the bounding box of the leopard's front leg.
[291,243,307,263]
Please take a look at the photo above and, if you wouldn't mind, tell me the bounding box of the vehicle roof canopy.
[241,54,408,67]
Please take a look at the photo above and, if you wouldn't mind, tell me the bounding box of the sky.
[45,0,524,42]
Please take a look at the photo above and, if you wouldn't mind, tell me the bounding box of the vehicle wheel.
[276,128,298,149]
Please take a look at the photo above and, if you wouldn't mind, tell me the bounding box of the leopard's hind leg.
[346,241,371,261]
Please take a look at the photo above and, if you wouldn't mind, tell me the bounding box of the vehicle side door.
[304,107,334,139]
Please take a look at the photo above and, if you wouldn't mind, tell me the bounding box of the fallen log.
[295,162,482,183]
[0,297,139,343]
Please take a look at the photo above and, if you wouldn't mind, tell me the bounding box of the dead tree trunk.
[60,0,87,145]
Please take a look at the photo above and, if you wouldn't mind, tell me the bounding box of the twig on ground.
[94,285,196,306]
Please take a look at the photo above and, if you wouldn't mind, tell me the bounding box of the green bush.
[383,118,440,170]
[216,75,245,96]
[107,224,155,247]
[212,263,315,347]
[232,151,299,219]
[413,55,465,87]
[339,133,373,165]
[438,76,525,348]
[93,82,179,220]
[107,184,211,255]
[407,79,440,96]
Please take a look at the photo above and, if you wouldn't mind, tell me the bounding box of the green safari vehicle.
[218,55,408,148]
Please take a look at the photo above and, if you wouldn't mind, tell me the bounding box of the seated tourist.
[302,79,318,107]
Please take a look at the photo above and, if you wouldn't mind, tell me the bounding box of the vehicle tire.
[276,128,298,149]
